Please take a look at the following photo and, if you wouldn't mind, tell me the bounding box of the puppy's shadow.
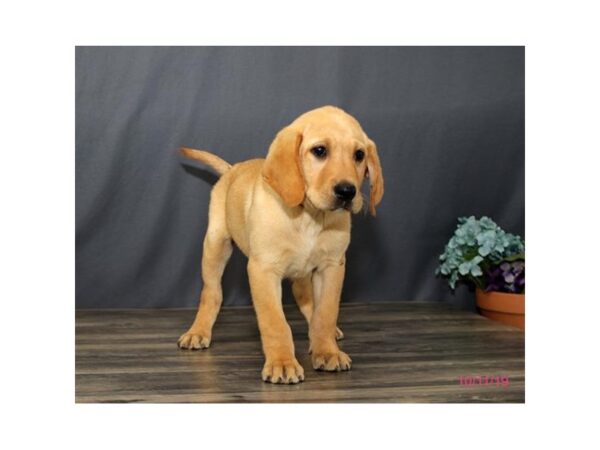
[181,163,220,185]
[343,212,390,302]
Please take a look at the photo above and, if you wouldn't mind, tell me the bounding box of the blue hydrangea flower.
[436,216,525,292]
[458,255,484,276]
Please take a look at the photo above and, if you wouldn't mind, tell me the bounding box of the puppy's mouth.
[304,193,356,213]
[331,200,353,212]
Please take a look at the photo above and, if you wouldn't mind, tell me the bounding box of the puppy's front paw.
[177,331,211,350]
[312,350,352,371]
[262,358,305,384]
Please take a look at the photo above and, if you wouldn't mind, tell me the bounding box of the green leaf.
[503,252,525,262]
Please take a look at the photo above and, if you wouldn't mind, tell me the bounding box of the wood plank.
[75,303,525,403]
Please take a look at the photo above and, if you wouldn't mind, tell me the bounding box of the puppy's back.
[223,159,265,255]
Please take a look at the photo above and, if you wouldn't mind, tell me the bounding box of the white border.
[3,0,599,448]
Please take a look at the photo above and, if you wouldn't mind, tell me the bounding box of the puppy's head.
[262,106,384,215]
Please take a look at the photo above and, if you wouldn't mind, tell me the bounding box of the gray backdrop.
[76,46,524,309]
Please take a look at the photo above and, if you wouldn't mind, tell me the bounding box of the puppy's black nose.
[333,182,356,201]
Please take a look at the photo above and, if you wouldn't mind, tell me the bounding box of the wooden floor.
[76,302,525,403]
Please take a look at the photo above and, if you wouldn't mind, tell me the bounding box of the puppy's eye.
[354,149,365,162]
[311,146,327,158]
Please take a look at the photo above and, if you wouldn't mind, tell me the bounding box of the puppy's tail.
[179,147,232,176]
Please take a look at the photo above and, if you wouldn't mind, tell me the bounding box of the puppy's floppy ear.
[365,138,384,216]
[262,126,305,207]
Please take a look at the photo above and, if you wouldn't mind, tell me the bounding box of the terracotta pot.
[475,288,525,330]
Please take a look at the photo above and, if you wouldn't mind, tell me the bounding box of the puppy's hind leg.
[292,275,344,341]
[178,186,232,350]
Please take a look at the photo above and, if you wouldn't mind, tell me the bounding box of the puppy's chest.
[283,215,345,278]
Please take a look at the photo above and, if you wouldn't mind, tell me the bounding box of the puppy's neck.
[300,197,349,224]
[299,196,324,217]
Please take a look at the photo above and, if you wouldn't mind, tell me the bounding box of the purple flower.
[485,260,525,294]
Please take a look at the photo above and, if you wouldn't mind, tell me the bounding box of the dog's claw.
[177,331,211,350]
[262,358,304,384]
[312,350,352,372]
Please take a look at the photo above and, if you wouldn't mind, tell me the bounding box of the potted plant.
[436,216,525,330]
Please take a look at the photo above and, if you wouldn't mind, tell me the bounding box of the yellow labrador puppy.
[177,105,384,384]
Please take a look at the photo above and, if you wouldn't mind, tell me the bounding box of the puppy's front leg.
[247,259,304,384]
[309,261,352,372]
